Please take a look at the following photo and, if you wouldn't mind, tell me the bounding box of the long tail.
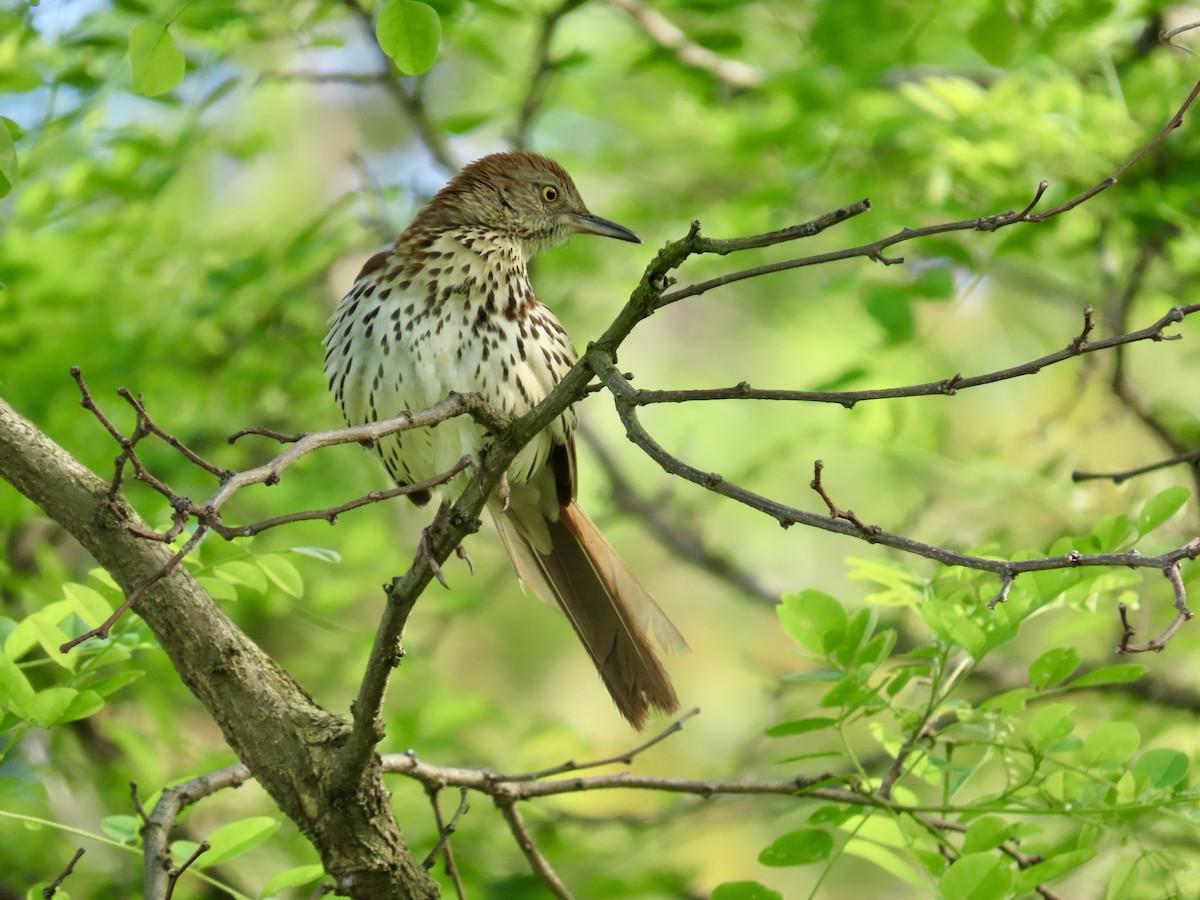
[492,500,688,729]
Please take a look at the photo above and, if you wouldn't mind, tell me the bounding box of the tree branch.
[143,764,252,899]
[0,396,439,899]
[511,0,590,150]
[608,0,764,89]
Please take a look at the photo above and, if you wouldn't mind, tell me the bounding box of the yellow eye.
[541,185,559,202]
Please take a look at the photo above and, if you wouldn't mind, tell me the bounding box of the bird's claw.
[419,524,449,589]
[455,544,474,575]
[497,473,511,513]
[419,501,453,588]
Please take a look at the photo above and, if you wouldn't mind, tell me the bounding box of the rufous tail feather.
[491,500,687,729]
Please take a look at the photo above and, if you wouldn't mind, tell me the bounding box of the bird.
[323,151,687,728]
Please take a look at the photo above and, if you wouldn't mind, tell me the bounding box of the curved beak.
[572,212,642,244]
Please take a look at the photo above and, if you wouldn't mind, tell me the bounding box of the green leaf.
[214,560,269,594]
[758,828,834,867]
[1133,748,1189,790]
[198,575,239,602]
[1065,664,1147,689]
[128,22,186,97]
[1028,647,1079,688]
[84,670,145,698]
[25,687,78,728]
[29,616,73,671]
[200,816,279,866]
[967,2,1017,66]
[979,688,1031,714]
[1137,487,1190,536]
[0,124,16,198]
[101,814,141,844]
[376,0,442,75]
[62,583,113,627]
[261,863,326,896]
[1082,721,1140,766]
[863,285,914,344]
[832,608,870,666]
[961,815,1010,854]
[1028,702,1075,747]
[1012,848,1097,894]
[940,852,1013,900]
[840,839,927,887]
[765,717,839,738]
[0,653,36,717]
[256,555,303,598]
[778,591,847,656]
[1090,514,1136,552]
[1106,858,1140,900]
[56,690,104,724]
[712,882,783,900]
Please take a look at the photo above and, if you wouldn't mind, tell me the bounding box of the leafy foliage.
[2,0,1200,897]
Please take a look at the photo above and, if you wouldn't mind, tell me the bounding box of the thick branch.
[143,764,252,899]
[0,397,437,900]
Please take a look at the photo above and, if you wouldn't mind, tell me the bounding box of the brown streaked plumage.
[323,151,686,728]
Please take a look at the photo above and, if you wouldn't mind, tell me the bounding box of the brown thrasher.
[323,151,686,728]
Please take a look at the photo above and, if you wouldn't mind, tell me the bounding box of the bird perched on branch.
[324,151,687,728]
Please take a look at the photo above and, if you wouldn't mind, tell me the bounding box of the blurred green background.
[2,0,1200,897]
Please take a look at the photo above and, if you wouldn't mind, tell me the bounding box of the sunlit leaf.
[758,828,834,867]
[200,816,280,867]
[128,22,186,96]
[1028,647,1079,688]
[0,123,16,198]
[778,591,847,656]
[1138,487,1190,536]
[1082,721,1140,766]
[940,853,1013,900]
[376,0,441,75]
[712,882,783,900]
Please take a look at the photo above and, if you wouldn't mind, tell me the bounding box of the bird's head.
[415,151,641,257]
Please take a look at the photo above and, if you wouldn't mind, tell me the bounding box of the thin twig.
[144,763,252,900]
[1116,566,1195,654]
[582,424,777,602]
[1073,448,1200,484]
[60,527,207,652]
[164,841,210,900]
[511,0,590,150]
[652,79,1200,307]
[987,574,1015,610]
[608,0,764,89]
[630,302,1197,408]
[503,708,700,782]
[495,794,574,900]
[423,787,469,899]
[809,460,881,536]
[1163,20,1200,42]
[42,847,85,899]
[593,355,1200,576]
[130,781,149,824]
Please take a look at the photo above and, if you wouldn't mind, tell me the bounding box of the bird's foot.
[419,502,452,588]
[472,448,511,511]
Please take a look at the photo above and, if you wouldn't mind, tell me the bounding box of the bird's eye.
[541,185,559,202]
